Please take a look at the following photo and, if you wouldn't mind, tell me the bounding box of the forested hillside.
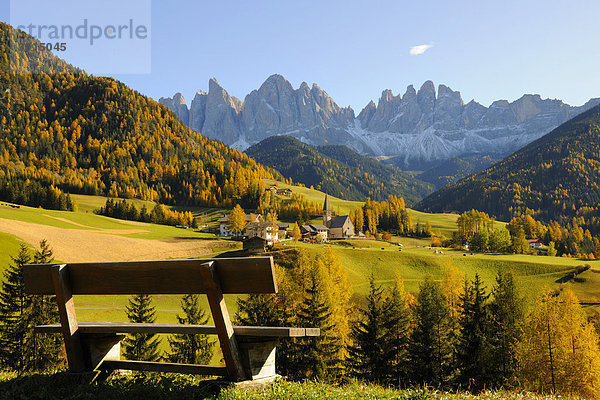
[245,136,433,205]
[417,104,600,223]
[417,154,500,189]
[0,23,280,209]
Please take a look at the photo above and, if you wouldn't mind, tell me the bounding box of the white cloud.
[409,43,434,56]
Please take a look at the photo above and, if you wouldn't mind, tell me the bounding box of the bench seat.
[23,257,318,382]
[35,322,319,337]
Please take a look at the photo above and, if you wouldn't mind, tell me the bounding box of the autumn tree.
[518,288,600,397]
[228,204,246,235]
[292,222,302,246]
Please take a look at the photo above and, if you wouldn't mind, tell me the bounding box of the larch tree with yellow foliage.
[518,287,600,398]
[228,204,246,235]
[315,246,353,380]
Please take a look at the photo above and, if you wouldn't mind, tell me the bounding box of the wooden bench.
[23,256,319,382]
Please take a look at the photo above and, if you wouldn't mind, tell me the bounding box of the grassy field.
[0,374,573,400]
[279,239,597,307]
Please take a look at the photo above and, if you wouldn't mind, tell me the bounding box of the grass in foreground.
[0,373,573,400]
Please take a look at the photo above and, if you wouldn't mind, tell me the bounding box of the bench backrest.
[23,257,277,295]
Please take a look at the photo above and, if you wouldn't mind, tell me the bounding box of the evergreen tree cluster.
[0,240,62,372]
[122,294,214,364]
[97,198,197,228]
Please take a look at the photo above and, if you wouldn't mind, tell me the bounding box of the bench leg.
[51,265,87,372]
[238,339,277,380]
[82,333,124,370]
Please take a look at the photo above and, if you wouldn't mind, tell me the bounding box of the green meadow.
[1,187,599,342]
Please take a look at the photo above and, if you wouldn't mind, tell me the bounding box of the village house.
[277,222,290,239]
[218,213,263,236]
[244,221,279,243]
[527,238,544,249]
[243,236,272,254]
[275,188,292,197]
[301,224,329,242]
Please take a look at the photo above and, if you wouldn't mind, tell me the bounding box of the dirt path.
[0,217,221,262]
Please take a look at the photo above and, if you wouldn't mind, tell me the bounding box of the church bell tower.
[323,194,332,226]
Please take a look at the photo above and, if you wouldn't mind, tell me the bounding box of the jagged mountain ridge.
[160,75,600,169]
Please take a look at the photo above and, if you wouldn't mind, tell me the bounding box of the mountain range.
[417,103,600,221]
[161,75,600,169]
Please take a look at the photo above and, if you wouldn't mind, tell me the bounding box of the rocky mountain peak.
[403,85,417,100]
[161,76,600,168]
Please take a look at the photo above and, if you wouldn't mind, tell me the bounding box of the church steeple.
[323,194,332,226]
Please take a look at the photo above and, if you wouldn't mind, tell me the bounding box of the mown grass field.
[279,239,597,307]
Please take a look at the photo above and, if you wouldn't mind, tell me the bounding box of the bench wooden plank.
[52,265,87,372]
[200,261,246,381]
[101,360,227,376]
[23,257,277,295]
[35,322,319,337]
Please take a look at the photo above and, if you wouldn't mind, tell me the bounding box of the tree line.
[348,196,433,238]
[455,209,600,259]
[97,198,197,228]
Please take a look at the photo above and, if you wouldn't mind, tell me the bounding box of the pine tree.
[409,275,452,386]
[457,274,490,390]
[382,273,413,387]
[294,265,338,381]
[348,274,388,383]
[488,271,522,386]
[0,241,61,372]
[166,294,214,364]
[123,294,161,361]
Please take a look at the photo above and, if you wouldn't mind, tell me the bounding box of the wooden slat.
[101,360,227,376]
[200,261,246,381]
[35,322,318,337]
[52,265,87,372]
[23,257,277,295]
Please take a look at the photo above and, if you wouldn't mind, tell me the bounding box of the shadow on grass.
[0,372,225,400]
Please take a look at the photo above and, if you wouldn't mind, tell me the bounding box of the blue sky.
[2,0,600,110]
